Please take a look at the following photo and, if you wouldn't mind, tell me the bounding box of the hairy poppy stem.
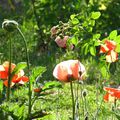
[70,81,75,120]
[17,27,31,119]
[7,35,12,101]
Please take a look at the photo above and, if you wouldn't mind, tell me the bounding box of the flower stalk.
[70,81,75,120]
[7,34,12,101]
[17,27,31,119]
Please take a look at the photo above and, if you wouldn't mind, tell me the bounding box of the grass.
[30,81,119,120]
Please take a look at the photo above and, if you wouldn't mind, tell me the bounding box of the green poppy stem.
[17,27,31,119]
[70,81,75,120]
[7,35,12,101]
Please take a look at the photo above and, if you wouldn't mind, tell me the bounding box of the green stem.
[7,35,12,101]
[31,0,40,30]
[17,27,31,119]
[70,81,75,120]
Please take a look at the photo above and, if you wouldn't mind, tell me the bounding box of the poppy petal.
[104,87,120,100]
[53,63,69,82]
[104,93,109,102]
[3,80,15,87]
[0,65,8,79]
[106,50,118,63]
[105,40,116,51]
[3,61,16,73]
[100,44,109,53]
[70,60,79,80]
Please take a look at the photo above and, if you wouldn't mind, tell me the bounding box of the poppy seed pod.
[2,19,18,32]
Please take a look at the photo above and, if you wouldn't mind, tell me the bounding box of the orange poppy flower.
[53,60,86,82]
[99,40,118,63]
[0,61,28,87]
[104,93,116,102]
[0,61,16,79]
[100,40,116,53]
[103,87,120,102]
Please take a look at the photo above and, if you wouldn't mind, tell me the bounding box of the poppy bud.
[34,88,42,93]
[2,19,18,32]
[78,80,84,84]
[82,89,87,97]
[59,21,64,25]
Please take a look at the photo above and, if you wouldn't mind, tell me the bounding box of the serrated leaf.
[109,30,117,40]
[71,18,79,25]
[90,46,96,56]
[11,62,27,75]
[91,12,101,19]
[113,112,120,120]
[30,66,46,82]
[43,81,62,91]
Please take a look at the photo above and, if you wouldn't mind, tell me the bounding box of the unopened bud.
[2,19,18,32]
[59,21,64,25]
[82,89,87,97]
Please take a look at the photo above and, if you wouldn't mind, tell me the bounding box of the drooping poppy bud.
[2,19,18,32]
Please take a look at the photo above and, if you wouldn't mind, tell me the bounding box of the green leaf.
[11,62,27,75]
[43,81,62,91]
[109,30,117,40]
[0,81,3,91]
[90,46,96,56]
[115,44,120,52]
[91,12,101,19]
[71,18,79,25]
[70,14,76,20]
[100,64,110,79]
[84,44,89,55]
[93,34,101,39]
[30,66,46,82]
[114,35,120,44]
[89,20,95,26]
[71,36,78,46]
[113,110,120,120]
